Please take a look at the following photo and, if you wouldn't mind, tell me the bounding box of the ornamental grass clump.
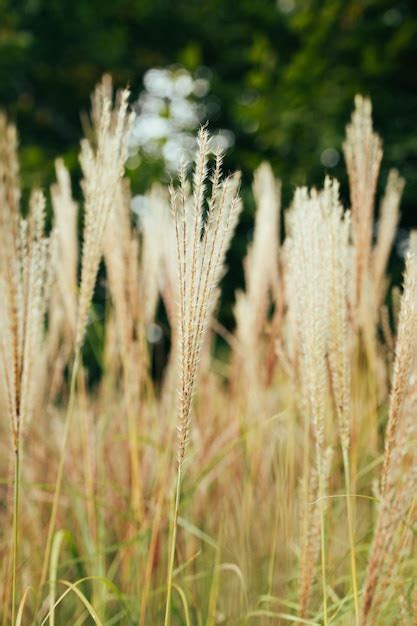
[1,83,417,626]
[39,76,135,607]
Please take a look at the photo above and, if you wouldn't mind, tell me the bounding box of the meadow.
[0,77,416,625]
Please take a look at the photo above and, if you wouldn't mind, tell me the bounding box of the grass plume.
[1,86,417,626]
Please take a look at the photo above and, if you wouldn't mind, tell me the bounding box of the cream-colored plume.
[76,77,135,352]
[343,95,382,310]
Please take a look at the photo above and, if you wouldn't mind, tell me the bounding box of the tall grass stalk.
[288,186,332,624]
[37,78,133,614]
[342,448,360,624]
[317,461,328,626]
[163,128,241,623]
[164,466,182,626]
[11,446,20,626]
[0,156,51,622]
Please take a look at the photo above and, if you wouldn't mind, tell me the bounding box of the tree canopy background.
[1,0,416,343]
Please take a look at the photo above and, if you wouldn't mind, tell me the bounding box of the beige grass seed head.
[171,127,242,466]
[76,79,135,352]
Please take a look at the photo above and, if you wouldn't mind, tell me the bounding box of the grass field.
[0,78,416,625]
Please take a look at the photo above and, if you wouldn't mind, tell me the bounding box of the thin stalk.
[164,465,182,626]
[36,351,80,616]
[267,460,281,599]
[317,464,328,626]
[11,446,20,626]
[342,447,359,625]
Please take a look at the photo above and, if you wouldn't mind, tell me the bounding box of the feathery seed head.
[76,77,135,352]
[343,95,383,310]
[0,187,52,449]
[287,179,352,451]
[172,127,242,467]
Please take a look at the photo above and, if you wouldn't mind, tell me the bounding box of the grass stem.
[164,465,182,626]
[318,481,328,626]
[342,448,360,625]
[11,445,20,626]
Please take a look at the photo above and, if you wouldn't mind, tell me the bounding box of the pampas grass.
[38,75,135,610]
[164,128,241,625]
[2,83,417,626]
[361,251,417,624]
[0,127,52,621]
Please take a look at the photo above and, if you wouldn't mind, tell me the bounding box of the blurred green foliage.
[1,0,416,335]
